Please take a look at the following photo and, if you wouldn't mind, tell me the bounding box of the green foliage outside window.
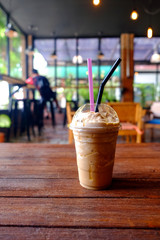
[0,9,22,78]
[134,83,156,108]
[10,26,22,78]
[0,8,7,74]
[78,87,116,104]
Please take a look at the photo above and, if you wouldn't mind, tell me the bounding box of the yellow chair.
[108,102,145,143]
[66,102,75,144]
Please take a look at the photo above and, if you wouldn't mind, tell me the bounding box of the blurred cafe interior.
[0,0,160,143]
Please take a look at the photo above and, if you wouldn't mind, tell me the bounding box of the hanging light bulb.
[150,50,160,63]
[93,0,100,6]
[97,50,104,60]
[5,0,18,38]
[50,50,57,59]
[147,27,153,39]
[50,36,57,60]
[130,10,138,20]
[72,55,83,64]
[5,23,18,38]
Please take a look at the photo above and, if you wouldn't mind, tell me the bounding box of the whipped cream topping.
[70,104,119,129]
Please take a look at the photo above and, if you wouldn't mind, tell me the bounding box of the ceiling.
[0,0,160,38]
[1,0,160,65]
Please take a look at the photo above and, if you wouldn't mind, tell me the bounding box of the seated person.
[31,69,59,106]
[26,69,60,133]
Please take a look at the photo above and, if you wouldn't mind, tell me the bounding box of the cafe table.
[0,143,159,239]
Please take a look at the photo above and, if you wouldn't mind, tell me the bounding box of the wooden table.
[0,143,160,239]
[0,74,34,89]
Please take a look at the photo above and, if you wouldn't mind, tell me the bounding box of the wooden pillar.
[28,35,33,76]
[121,33,134,102]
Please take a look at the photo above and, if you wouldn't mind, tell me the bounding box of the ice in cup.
[70,103,120,190]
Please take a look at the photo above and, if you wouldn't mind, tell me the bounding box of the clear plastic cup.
[70,103,120,190]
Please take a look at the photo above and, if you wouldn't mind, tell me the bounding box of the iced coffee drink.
[70,103,120,190]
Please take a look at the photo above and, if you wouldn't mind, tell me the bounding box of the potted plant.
[0,114,11,142]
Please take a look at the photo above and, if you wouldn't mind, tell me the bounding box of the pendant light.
[72,38,83,64]
[150,51,160,63]
[130,10,139,20]
[50,50,57,60]
[50,34,57,60]
[25,26,38,55]
[4,0,18,38]
[130,0,138,21]
[72,55,83,64]
[147,27,153,39]
[98,51,104,60]
[150,42,160,63]
[97,36,104,60]
[93,0,100,6]
[5,23,18,38]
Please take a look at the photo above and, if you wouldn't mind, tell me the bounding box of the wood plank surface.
[0,178,159,198]
[0,227,159,240]
[0,163,159,179]
[0,198,159,228]
[0,75,26,85]
[0,165,78,178]
[0,143,160,161]
[0,143,160,239]
[0,144,159,180]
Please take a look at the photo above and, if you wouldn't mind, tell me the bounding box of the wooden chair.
[66,102,76,144]
[108,102,145,143]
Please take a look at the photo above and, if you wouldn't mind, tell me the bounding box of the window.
[0,8,7,74]
[134,37,160,107]
[34,37,121,105]
[10,23,22,78]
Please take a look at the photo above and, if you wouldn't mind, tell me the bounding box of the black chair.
[8,99,36,141]
[37,99,56,135]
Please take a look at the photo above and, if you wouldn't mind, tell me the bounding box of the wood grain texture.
[0,228,159,240]
[0,198,160,228]
[0,178,159,198]
[0,143,160,239]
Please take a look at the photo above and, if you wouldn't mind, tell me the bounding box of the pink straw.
[87,58,94,111]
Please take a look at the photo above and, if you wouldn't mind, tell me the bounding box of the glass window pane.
[0,81,9,109]
[78,38,98,61]
[134,72,158,107]
[134,37,160,61]
[34,39,53,67]
[10,24,23,78]
[34,37,121,105]
[0,8,7,74]
[101,38,120,61]
[57,39,76,62]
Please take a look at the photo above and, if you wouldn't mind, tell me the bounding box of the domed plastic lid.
[70,103,120,130]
